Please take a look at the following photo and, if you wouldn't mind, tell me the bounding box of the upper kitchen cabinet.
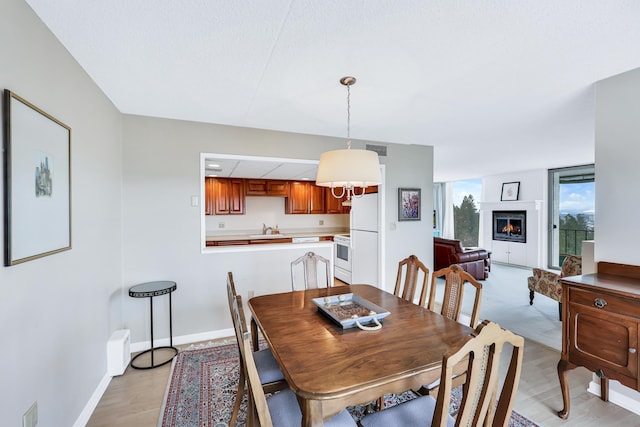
[285,181,325,214]
[244,179,289,196]
[205,177,245,215]
[325,188,349,214]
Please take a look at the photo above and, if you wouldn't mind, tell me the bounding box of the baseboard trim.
[129,328,234,353]
[588,378,640,416]
[73,373,111,427]
[75,328,234,426]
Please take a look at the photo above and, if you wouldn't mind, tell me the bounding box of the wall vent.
[366,144,387,157]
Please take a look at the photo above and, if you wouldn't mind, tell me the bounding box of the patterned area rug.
[158,342,539,427]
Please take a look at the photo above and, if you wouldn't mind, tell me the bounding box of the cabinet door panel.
[245,179,267,195]
[214,179,230,214]
[205,177,216,215]
[229,179,245,214]
[568,302,637,378]
[310,184,325,214]
[266,180,289,196]
[325,188,345,214]
[286,181,310,214]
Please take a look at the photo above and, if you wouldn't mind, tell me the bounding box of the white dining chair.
[290,251,332,290]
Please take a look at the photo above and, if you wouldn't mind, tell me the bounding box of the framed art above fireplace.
[500,181,520,201]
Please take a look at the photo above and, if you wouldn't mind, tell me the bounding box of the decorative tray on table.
[312,293,390,330]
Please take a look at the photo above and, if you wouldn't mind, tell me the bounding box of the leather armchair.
[527,255,581,320]
[433,237,490,280]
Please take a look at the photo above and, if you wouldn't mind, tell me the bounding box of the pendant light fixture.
[315,76,382,201]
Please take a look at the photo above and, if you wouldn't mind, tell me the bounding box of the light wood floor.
[87,338,639,426]
[87,271,640,426]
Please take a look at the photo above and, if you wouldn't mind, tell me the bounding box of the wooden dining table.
[248,284,474,427]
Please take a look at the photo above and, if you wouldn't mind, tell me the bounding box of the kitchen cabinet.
[557,262,640,420]
[205,177,245,215]
[310,184,325,214]
[244,179,289,196]
[285,181,325,214]
[325,189,349,214]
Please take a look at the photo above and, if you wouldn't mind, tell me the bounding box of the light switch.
[191,196,199,207]
[390,222,397,231]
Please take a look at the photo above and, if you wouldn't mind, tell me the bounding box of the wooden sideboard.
[558,261,640,419]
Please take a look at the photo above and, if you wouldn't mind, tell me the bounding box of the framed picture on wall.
[501,181,520,201]
[398,188,421,221]
[3,90,72,266]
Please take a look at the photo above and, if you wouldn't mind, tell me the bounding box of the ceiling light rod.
[315,76,382,201]
[342,76,355,147]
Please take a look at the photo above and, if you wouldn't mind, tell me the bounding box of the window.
[452,179,482,247]
[548,165,595,268]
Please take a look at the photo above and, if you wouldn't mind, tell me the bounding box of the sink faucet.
[262,223,273,235]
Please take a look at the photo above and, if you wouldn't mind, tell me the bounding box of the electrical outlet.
[390,222,397,231]
[319,219,324,225]
[218,222,225,229]
[248,290,255,299]
[23,401,37,427]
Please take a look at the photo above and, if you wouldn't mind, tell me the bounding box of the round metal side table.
[128,281,178,369]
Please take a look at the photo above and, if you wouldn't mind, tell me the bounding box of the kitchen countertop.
[206,230,349,242]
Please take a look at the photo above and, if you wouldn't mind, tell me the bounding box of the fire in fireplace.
[493,210,526,243]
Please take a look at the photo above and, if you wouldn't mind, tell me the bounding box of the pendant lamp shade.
[315,148,382,188]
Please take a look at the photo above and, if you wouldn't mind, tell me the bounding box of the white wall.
[122,115,434,344]
[595,68,640,265]
[0,1,123,425]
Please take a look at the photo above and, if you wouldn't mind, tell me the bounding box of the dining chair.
[419,264,484,397]
[290,251,332,290]
[231,293,357,427]
[428,264,483,328]
[360,321,525,427]
[374,255,431,411]
[393,254,430,305]
[226,272,287,427]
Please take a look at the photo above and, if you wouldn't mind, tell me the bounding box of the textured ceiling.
[24,0,640,182]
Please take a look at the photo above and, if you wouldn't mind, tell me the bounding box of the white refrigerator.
[350,193,379,285]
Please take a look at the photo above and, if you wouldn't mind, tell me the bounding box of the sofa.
[434,237,490,280]
[527,255,582,320]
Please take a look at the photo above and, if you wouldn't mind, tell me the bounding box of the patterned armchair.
[527,255,582,320]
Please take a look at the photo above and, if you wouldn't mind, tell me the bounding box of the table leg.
[169,292,173,347]
[251,318,259,352]
[149,296,154,367]
[297,396,323,427]
[557,359,576,419]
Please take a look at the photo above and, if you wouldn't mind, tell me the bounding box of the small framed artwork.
[501,181,520,201]
[398,188,421,221]
[3,90,72,266]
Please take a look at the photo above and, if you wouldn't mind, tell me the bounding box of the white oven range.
[333,234,352,284]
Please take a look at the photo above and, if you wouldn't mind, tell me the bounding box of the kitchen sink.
[248,234,287,239]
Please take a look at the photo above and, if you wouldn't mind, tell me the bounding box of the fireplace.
[493,210,526,243]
